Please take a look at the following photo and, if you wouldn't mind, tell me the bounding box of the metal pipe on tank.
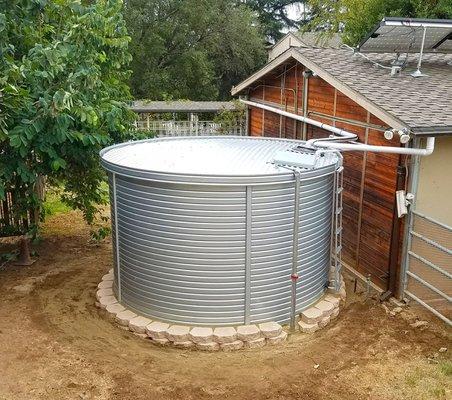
[112,172,122,301]
[290,170,301,331]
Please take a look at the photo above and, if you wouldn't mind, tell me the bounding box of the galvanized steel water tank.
[100,136,341,326]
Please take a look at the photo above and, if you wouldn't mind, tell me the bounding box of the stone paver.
[152,338,170,346]
[95,276,343,351]
[133,332,148,339]
[314,300,335,317]
[267,331,288,345]
[102,273,114,281]
[300,307,323,324]
[166,325,190,342]
[237,325,261,341]
[99,295,118,309]
[96,288,113,300]
[129,316,153,334]
[98,280,112,290]
[318,315,331,329]
[258,322,282,338]
[189,327,213,344]
[221,340,244,351]
[115,310,138,326]
[298,320,319,333]
[105,303,126,317]
[146,321,170,339]
[330,307,340,319]
[197,342,220,351]
[244,337,266,349]
[323,294,340,309]
[213,327,237,344]
[173,341,195,349]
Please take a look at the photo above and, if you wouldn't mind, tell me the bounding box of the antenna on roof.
[411,26,428,77]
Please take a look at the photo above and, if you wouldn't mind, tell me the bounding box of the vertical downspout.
[355,113,370,272]
[399,137,422,299]
[302,71,310,140]
[290,170,301,331]
[387,161,406,296]
[112,172,122,302]
[244,93,250,136]
[293,64,298,138]
[262,84,265,136]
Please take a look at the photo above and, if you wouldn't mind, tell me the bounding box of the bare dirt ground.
[0,211,450,400]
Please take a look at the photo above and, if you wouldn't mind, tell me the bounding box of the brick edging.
[95,268,345,351]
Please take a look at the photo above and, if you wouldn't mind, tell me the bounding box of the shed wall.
[245,61,405,292]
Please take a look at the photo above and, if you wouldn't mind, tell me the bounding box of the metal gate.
[403,210,451,325]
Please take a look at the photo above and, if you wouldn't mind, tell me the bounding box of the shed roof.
[232,47,452,136]
[131,101,236,113]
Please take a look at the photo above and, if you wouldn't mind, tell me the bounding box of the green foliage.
[305,0,452,45]
[213,100,246,133]
[43,186,72,216]
[125,0,267,100]
[244,0,304,41]
[0,0,135,232]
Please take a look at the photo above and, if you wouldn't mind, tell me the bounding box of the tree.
[125,0,267,100]
[0,0,134,234]
[242,0,305,42]
[305,0,452,45]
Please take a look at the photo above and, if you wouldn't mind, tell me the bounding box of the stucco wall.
[416,136,452,226]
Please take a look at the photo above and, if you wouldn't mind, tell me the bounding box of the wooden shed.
[231,29,452,300]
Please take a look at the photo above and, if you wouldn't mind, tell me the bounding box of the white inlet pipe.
[240,99,357,140]
[241,99,435,157]
[310,137,435,156]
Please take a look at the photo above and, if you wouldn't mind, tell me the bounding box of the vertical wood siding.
[245,61,404,291]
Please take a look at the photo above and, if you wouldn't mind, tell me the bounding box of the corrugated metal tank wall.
[103,137,339,326]
[112,177,247,325]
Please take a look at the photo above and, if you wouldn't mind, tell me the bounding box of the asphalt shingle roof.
[296,47,452,134]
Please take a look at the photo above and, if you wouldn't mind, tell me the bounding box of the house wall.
[245,60,406,292]
[416,136,452,226]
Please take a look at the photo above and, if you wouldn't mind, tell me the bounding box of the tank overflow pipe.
[239,99,358,141]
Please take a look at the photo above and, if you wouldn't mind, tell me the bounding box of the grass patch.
[439,360,452,377]
[43,187,71,216]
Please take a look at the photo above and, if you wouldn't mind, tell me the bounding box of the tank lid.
[100,136,339,185]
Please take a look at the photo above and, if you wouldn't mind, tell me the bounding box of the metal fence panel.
[404,211,451,325]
